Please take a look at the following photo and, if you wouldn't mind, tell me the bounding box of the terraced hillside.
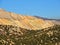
[0,24,60,45]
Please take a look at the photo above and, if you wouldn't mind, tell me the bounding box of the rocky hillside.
[0,9,54,30]
[0,9,60,45]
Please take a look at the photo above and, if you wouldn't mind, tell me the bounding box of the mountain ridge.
[34,16,60,20]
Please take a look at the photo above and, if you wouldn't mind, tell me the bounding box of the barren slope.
[0,9,54,30]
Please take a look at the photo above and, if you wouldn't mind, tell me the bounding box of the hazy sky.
[0,0,60,19]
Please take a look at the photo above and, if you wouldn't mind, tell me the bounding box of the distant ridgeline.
[0,24,60,45]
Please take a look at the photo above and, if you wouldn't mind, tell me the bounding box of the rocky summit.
[0,9,60,45]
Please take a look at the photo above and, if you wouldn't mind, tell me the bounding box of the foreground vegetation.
[0,25,60,45]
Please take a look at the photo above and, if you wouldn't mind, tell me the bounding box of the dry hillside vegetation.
[0,25,60,45]
[0,9,60,45]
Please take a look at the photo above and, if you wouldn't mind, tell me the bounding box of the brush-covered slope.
[0,9,54,30]
[0,24,60,45]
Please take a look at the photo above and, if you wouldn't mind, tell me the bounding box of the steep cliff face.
[0,9,54,30]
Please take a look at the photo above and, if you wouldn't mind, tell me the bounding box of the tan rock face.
[0,9,54,30]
